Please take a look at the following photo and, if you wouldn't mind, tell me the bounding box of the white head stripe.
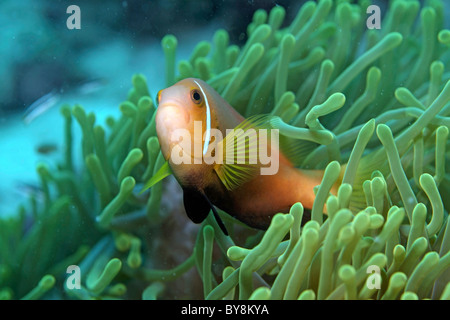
[193,80,211,155]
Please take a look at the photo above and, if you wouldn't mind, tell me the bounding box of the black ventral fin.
[182,188,229,236]
[183,188,210,224]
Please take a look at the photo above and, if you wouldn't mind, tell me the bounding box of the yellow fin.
[214,114,272,190]
[140,160,173,193]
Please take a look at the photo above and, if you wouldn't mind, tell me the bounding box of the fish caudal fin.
[344,81,450,213]
[342,148,392,213]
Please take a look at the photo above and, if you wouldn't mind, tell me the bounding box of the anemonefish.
[144,78,338,233]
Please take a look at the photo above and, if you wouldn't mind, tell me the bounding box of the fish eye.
[190,89,202,105]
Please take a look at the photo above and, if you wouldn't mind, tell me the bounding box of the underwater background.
[0,0,449,300]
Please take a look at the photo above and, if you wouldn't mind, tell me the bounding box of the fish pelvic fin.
[140,160,173,193]
[183,188,229,235]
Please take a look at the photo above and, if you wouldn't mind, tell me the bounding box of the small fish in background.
[14,181,44,202]
[22,78,108,124]
[75,77,108,95]
[22,90,61,125]
[35,143,58,155]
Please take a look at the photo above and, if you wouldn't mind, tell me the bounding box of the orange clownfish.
[144,78,338,234]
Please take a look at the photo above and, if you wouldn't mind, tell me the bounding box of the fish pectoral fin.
[214,162,259,191]
[183,188,229,236]
[214,114,274,190]
[140,160,173,193]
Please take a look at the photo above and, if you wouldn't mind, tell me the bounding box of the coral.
[1,0,449,300]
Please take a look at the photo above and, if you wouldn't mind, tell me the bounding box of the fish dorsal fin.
[214,114,273,191]
[269,116,322,168]
[141,160,173,192]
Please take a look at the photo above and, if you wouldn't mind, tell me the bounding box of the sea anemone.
[0,0,449,300]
